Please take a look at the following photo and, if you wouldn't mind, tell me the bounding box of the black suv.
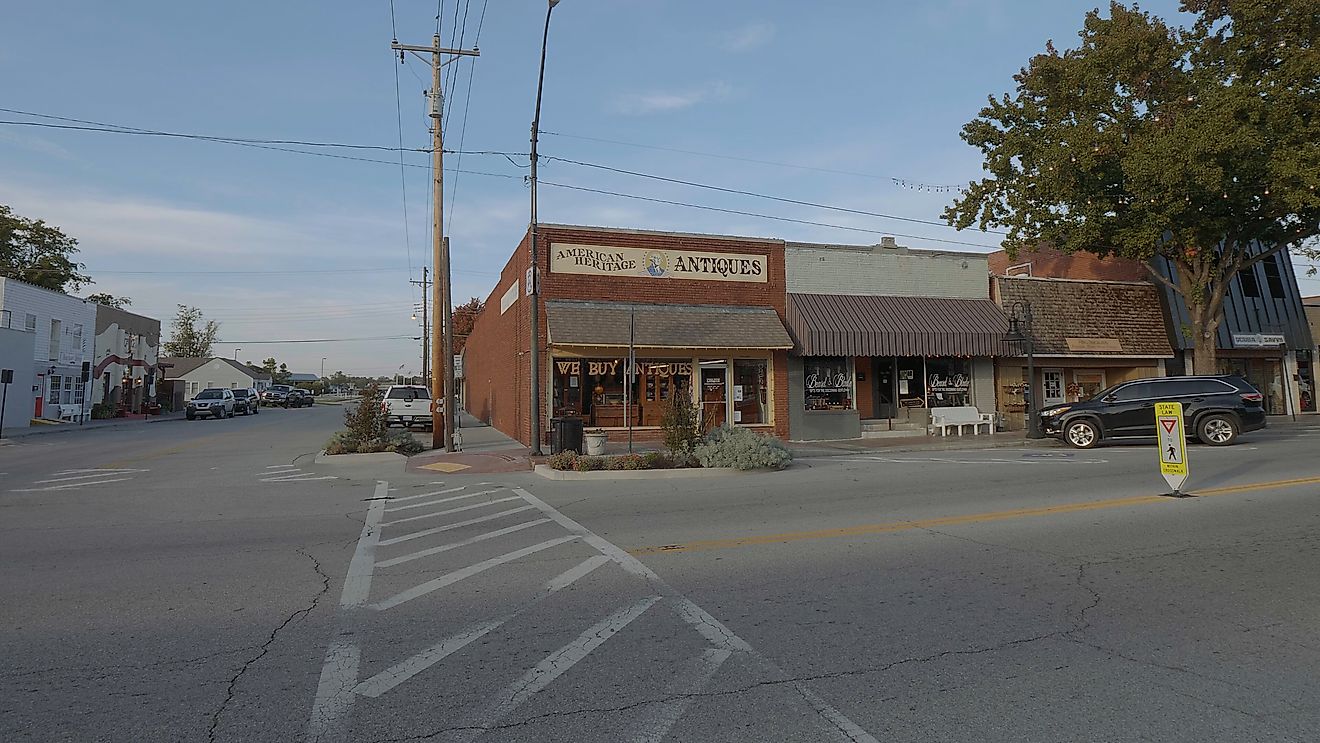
[1040,375,1266,449]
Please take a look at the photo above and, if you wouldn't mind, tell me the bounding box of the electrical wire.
[217,336,420,344]
[540,130,965,189]
[390,0,419,313]
[445,0,488,236]
[538,181,1004,249]
[543,155,1006,236]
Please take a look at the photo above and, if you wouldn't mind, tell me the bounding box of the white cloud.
[723,21,775,52]
[611,83,733,116]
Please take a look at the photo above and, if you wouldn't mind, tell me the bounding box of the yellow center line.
[627,474,1320,557]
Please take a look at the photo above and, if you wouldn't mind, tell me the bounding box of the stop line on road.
[307,480,881,743]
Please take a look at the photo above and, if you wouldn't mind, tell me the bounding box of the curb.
[1,415,188,440]
[314,450,407,468]
[534,463,759,480]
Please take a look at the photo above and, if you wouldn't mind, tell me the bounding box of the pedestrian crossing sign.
[1155,401,1188,492]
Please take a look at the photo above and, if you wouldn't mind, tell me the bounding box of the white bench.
[930,406,995,436]
[57,404,82,422]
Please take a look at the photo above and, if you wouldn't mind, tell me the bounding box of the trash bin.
[550,416,584,455]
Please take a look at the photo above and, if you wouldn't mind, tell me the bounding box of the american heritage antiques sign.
[550,243,768,283]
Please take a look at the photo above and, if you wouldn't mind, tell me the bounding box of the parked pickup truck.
[382,385,434,429]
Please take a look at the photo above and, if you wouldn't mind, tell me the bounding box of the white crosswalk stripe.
[10,468,148,492]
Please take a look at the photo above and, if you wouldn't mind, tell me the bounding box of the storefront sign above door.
[1232,333,1285,348]
[1065,337,1123,352]
[551,243,767,283]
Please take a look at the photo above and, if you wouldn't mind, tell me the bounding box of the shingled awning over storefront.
[786,293,1012,356]
[994,277,1174,357]
[545,300,793,349]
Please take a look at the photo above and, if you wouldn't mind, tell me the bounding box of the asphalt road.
[3,408,1319,742]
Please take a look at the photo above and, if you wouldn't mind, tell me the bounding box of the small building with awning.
[783,240,1012,440]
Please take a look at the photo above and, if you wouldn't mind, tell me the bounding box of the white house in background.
[0,278,96,421]
[286,372,319,384]
[162,357,273,398]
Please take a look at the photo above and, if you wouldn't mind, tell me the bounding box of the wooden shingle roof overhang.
[786,293,1013,357]
[545,300,793,350]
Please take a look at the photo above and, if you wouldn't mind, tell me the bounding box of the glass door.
[700,361,727,430]
[1043,370,1065,406]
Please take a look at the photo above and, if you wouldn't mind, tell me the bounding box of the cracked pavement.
[4,410,1320,741]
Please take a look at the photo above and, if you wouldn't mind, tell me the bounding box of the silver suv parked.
[186,388,236,420]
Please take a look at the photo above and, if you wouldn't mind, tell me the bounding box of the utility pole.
[410,266,430,385]
[391,34,478,452]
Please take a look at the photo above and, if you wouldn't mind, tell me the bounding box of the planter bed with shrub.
[540,421,793,479]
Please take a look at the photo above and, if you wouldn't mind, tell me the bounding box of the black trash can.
[550,416,584,455]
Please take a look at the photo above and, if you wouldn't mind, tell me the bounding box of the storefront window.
[1299,351,1315,413]
[552,357,692,427]
[1218,357,1286,415]
[733,359,767,424]
[804,357,852,410]
[895,358,925,409]
[925,357,971,408]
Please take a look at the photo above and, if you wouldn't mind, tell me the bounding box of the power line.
[543,154,1006,236]
[445,0,488,237]
[390,0,419,308]
[217,336,420,344]
[539,129,967,190]
[538,181,1004,250]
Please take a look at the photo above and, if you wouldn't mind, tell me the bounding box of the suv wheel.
[1064,419,1101,449]
[1198,414,1238,446]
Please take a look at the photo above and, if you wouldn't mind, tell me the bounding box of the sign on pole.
[1155,401,1189,494]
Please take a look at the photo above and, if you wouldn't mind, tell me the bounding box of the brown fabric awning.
[786,293,1012,357]
[545,300,793,349]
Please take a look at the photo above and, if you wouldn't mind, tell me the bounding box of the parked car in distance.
[261,385,294,407]
[288,389,314,408]
[232,387,260,415]
[186,388,236,420]
[1040,375,1266,449]
[382,385,433,429]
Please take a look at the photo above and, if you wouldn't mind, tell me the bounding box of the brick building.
[990,244,1316,416]
[463,224,793,447]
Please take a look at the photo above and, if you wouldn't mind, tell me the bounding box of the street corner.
[407,447,532,475]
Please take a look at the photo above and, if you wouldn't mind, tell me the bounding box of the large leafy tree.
[86,293,132,309]
[452,297,484,354]
[945,1,1320,373]
[0,204,91,292]
[163,305,220,357]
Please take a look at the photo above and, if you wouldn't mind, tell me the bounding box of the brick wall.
[463,225,791,446]
[987,245,1149,282]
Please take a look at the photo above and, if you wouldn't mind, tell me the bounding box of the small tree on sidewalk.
[660,391,702,465]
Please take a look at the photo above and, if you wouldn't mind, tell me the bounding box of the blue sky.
[5,1,1313,375]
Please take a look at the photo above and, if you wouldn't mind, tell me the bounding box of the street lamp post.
[527,0,560,456]
[321,357,327,379]
[1006,301,1042,439]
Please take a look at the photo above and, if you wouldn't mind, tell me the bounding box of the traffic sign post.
[1155,401,1189,495]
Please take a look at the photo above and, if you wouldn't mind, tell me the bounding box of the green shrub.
[547,451,579,470]
[344,382,387,442]
[573,455,606,472]
[693,426,793,470]
[90,402,117,420]
[385,430,424,456]
[324,430,360,455]
[641,451,670,469]
[660,393,702,464]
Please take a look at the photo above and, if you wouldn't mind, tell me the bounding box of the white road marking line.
[627,648,732,743]
[305,481,388,743]
[353,555,609,699]
[33,470,145,484]
[375,519,553,568]
[266,464,298,470]
[448,597,661,742]
[382,488,500,513]
[376,506,538,547]
[385,486,466,503]
[11,477,134,492]
[512,488,877,742]
[370,536,578,611]
[263,475,337,483]
[377,496,523,528]
[51,468,144,474]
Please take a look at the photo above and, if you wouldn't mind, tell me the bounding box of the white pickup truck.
[381,384,434,429]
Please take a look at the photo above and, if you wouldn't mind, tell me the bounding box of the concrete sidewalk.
[405,411,535,474]
[1,411,188,441]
